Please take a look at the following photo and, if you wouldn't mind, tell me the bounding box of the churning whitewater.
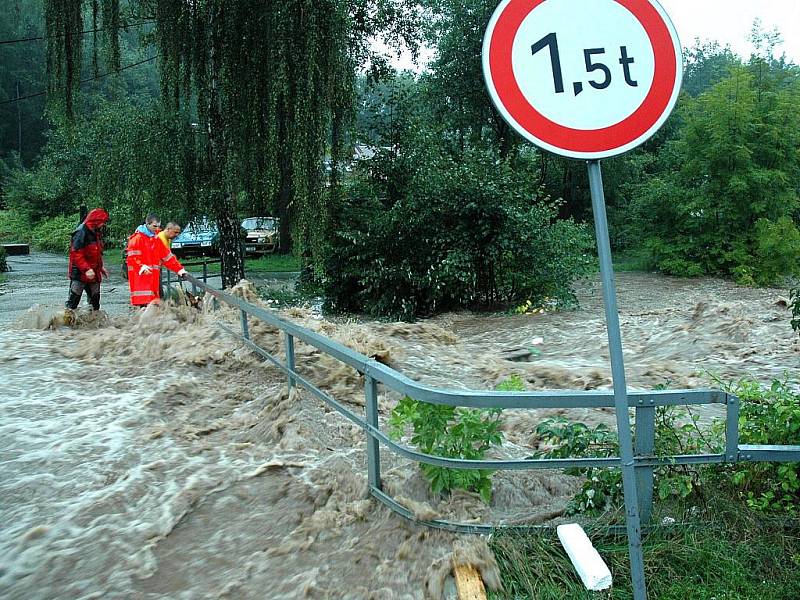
[0,273,797,599]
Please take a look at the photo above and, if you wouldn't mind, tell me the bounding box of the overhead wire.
[0,54,158,105]
[0,19,156,46]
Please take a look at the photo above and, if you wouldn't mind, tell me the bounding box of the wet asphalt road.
[0,252,132,325]
[0,252,292,325]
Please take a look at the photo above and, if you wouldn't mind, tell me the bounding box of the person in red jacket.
[126,213,187,306]
[66,208,110,311]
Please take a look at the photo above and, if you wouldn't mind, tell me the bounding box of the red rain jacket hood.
[83,208,109,231]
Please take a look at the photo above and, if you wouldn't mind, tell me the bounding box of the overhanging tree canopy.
[45,0,419,287]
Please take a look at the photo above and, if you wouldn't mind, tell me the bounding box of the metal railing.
[180,272,800,536]
[164,258,221,294]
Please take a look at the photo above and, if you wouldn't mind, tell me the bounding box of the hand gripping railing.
[183,273,800,535]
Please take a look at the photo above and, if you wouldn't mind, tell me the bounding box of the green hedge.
[31,214,79,254]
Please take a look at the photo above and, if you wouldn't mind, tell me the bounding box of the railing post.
[203,260,208,283]
[365,374,382,491]
[284,332,296,393]
[726,394,740,462]
[240,309,250,340]
[634,405,656,523]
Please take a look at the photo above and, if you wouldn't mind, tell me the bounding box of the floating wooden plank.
[454,564,486,600]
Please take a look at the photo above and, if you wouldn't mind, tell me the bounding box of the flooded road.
[0,262,797,599]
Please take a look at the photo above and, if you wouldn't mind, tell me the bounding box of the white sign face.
[483,0,682,159]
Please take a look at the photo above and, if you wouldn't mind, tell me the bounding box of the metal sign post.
[587,159,645,596]
[482,1,684,597]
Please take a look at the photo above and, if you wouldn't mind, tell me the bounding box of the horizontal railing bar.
[193,274,723,409]
[370,488,684,536]
[182,259,221,266]
[222,322,726,471]
[739,445,800,462]
[635,453,726,467]
[218,323,369,432]
[371,488,527,534]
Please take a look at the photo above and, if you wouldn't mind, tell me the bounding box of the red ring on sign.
[488,0,677,153]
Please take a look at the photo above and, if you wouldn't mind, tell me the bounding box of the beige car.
[242,217,279,255]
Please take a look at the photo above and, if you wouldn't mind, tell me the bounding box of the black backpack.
[121,235,132,280]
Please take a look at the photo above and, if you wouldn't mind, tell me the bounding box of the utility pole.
[16,81,22,161]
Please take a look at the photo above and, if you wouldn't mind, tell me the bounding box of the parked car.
[242,217,280,255]
[171,219,219,258]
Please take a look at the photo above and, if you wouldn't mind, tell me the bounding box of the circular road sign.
[482,0,683,159]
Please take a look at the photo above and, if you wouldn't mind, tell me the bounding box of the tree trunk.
[207,1,244,287]
[276,104,293,253]
[214,192,244,288]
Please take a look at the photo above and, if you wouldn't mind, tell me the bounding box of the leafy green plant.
[494,374,526,392]
[0,210,32,244]
[31,214,78,254]
[718,377,800,515]
[790,287,800,335]
[531,418,621,514]
[388,378,515,503]
[653,406,720,501]
[532,403,721,514]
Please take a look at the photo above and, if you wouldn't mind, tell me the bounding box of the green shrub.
[3,161,78,222]
[494,374,526,392]
[0,210,33,244]
[32,214,79,254]
[625,64,800,285]
[720,377,800,515]
[534,377,800,517]
[531,417,622,514]
[388,396,503,503]
[322,144,593,320]
[533,405,720,515]
[753,217,800,285]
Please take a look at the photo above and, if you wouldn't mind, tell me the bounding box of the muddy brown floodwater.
[0,271,797,599]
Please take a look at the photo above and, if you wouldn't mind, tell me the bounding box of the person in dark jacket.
[66,208,110,311]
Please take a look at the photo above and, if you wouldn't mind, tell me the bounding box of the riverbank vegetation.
[490,498,800,600]
[490,377,799,599]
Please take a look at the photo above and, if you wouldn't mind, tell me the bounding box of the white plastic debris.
[556,523,613,591]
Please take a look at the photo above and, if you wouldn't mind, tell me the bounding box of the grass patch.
[257,286,310,308]
[245,253,300,272]
[489,496,800,599]
[125,253,300,275]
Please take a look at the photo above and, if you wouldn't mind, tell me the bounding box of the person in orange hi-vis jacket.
[126,213,187,306]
